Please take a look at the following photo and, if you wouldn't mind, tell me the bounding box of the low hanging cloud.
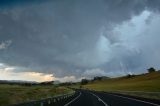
[54,76,77,82]
[0,40,12,50]
[0,63,54,82]
[0,0,160,81]
[1,71,54,82]
[0,63,82,82]
[82,68,107,78]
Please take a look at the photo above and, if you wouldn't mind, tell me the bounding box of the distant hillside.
[83,71,160,92]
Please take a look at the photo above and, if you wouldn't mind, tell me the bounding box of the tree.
[148,67,156,73]
[81,79,88,85]
[93,76,102,81]
[126,74,132,78]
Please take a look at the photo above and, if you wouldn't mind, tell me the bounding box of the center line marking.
[90,92,109,106]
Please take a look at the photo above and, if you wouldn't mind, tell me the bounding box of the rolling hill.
[83,71,160,100]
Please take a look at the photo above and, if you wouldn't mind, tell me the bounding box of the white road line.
[90,92,109,106]
[64,92,81,106]
[107,93,160,106]
[112,90,160,94]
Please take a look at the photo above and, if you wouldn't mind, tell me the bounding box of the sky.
[0,0,160,82]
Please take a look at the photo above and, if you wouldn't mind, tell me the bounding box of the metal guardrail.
[9,91,79,106]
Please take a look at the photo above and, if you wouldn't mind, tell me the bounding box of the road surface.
[64,89,160,106]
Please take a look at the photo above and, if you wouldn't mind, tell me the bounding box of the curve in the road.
[66,90,109,106]
[65,89,160,106]
[93,90,160,106]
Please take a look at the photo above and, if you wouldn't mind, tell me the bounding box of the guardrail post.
[40,102,43,106]
[48,100,51,104]
[54,98,56,102]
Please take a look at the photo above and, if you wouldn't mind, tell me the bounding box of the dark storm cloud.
[0,0,46,7]
[0,0,160,78]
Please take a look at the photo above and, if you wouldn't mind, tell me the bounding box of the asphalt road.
[64,89,160,106]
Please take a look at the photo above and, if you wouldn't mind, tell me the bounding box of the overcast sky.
[0,0,160,82]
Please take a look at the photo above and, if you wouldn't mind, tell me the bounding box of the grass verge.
[0,84,73,106]
[83,71,160,100]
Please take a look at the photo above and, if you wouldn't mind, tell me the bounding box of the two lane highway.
[65,89,160,106]
[65,90,107,106]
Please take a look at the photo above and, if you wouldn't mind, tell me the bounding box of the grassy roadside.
[82,71,160,100]
[0,84,73,106]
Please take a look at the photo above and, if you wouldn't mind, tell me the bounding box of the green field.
[0,84,72,106]
[83,71,160,100]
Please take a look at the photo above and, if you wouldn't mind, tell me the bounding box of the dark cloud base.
[0,0,160,79]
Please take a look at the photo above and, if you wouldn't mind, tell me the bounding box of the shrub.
[148,67,156,73]
[81,79,89,85]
